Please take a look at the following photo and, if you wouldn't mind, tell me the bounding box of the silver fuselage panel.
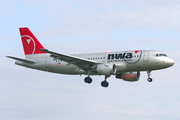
[15,50,174,75]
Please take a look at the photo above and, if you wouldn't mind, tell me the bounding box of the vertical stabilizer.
[19,27,48,58]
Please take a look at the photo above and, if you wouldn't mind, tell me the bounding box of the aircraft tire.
[101,81,109,87]
[84,77,92,84]
[147,78,153,82]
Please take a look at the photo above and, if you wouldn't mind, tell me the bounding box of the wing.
[40,49,97,70]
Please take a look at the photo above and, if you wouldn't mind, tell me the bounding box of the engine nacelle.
[116,72,140,82]
[96,64,117,75]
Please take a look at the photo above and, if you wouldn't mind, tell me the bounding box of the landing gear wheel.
[147,70,153,82]
[84,77,92,84]
[147,78,153,82]
[101,81,109,87]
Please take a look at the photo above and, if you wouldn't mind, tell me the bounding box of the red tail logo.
[19,27,47,55]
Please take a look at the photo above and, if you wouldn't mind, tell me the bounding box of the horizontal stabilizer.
[6,56,36,64]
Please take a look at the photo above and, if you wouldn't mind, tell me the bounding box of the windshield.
[156,53,167,57]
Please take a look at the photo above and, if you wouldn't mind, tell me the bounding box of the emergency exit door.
[143,51,149,62]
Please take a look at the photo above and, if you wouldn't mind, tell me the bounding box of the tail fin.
[19,27,47,58]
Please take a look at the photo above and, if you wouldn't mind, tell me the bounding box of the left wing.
[40,49,97,70]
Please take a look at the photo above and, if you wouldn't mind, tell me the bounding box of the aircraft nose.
[166,58,175,67]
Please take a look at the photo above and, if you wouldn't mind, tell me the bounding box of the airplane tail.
[19,27,48,58]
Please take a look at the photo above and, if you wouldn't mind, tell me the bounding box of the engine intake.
[96,64,117,75]
[116,72,140,82]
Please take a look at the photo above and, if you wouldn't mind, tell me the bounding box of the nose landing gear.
[147,70,153,82]
[147,78,153,82]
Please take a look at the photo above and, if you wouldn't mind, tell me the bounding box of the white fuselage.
[8,27,175,87]
[15,50,174,75]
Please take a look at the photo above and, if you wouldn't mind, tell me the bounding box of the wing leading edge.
[40,49,98,70]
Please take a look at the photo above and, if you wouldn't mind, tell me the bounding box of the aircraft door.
[103,56,106,62]
[143,51,149,62]
[45,57,51,68]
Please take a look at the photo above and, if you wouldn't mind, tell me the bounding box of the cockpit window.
[164,54,167,57]
[160,54,167,57]
[156,54,167,57]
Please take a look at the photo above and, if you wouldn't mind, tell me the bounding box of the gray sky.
[0,0,180,120]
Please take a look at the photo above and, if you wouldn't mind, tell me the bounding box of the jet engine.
[116,72,140,82]
[96,64,117,75]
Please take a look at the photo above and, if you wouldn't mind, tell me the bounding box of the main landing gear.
[101,76,110,88]
[84,70,92,84]
[84,76,92,84]
[84,75,110,88]
[147,70,153,82]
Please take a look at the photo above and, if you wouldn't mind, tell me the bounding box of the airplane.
[7,27,175,87]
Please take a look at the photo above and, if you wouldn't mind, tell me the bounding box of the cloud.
[0,1,16,15]
[98,5,180,29]
[0,6,16,15]
[23,0,180,45]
